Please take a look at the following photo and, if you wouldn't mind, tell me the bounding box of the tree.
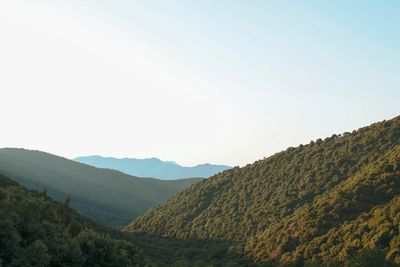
[345,249,398,267]
[13,240,51,267]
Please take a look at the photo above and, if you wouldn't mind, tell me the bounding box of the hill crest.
[74,155,231,180]
[125,115,400,265]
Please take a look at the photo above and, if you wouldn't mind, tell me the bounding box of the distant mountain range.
[74,155,232,180]
[0,148,201,228]
[1,117,400,266]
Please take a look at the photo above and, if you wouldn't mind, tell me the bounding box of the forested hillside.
[0,173,17,187]
[0,174,149,266]
[125,116,400,265]
[0,149,201,228]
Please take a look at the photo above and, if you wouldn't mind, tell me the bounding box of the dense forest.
[1,117,400,266]
[0,173,396,267]
[125,116,400,266]
[0,173,255,266]
[0,173,150,267]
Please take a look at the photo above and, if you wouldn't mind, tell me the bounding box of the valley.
[1,117,399,266]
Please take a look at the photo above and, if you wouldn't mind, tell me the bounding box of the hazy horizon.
[1,1,399,166]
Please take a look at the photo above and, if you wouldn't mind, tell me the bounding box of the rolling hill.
[74,155,231,180]
[0,173,149,266]
[125,116,400,265]
[0,148,201,228]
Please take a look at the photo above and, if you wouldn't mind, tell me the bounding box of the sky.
[0,0,399,167]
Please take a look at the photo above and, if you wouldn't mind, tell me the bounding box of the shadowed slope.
[0,148,201,228]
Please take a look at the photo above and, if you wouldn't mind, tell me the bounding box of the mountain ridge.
[124,115,400,265]
[74,155,231,180]
[0,148,202,228]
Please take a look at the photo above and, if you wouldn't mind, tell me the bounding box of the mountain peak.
[74,155,231,180]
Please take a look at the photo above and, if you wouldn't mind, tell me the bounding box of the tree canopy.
[126,116,400,265]
[0,176,148,267]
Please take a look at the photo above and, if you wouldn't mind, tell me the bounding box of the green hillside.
[0,174,148,267]
[0,173,17,187]
[0,148,201,228]
[125,116,400,265]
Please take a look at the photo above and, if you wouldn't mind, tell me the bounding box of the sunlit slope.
[125,116,400,265]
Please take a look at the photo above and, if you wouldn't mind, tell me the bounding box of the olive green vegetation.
[0,148,202,228]
[125,233,249,266]
[0,173,241,267]
[0,174,150,267]
[125,116,400,266]
[0,185,394,267]
[1,116,400,266]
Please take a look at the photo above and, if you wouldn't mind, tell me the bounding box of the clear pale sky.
[0,1,399,166]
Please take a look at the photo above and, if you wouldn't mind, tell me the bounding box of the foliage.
[0,180,147,267]
[126,116,400,265]
[126,233,254,266]
[345,249,398,267]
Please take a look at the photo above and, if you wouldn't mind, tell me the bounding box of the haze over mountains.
[1,116,400,266]
[74,155,231,180]
[0,148,201,228]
